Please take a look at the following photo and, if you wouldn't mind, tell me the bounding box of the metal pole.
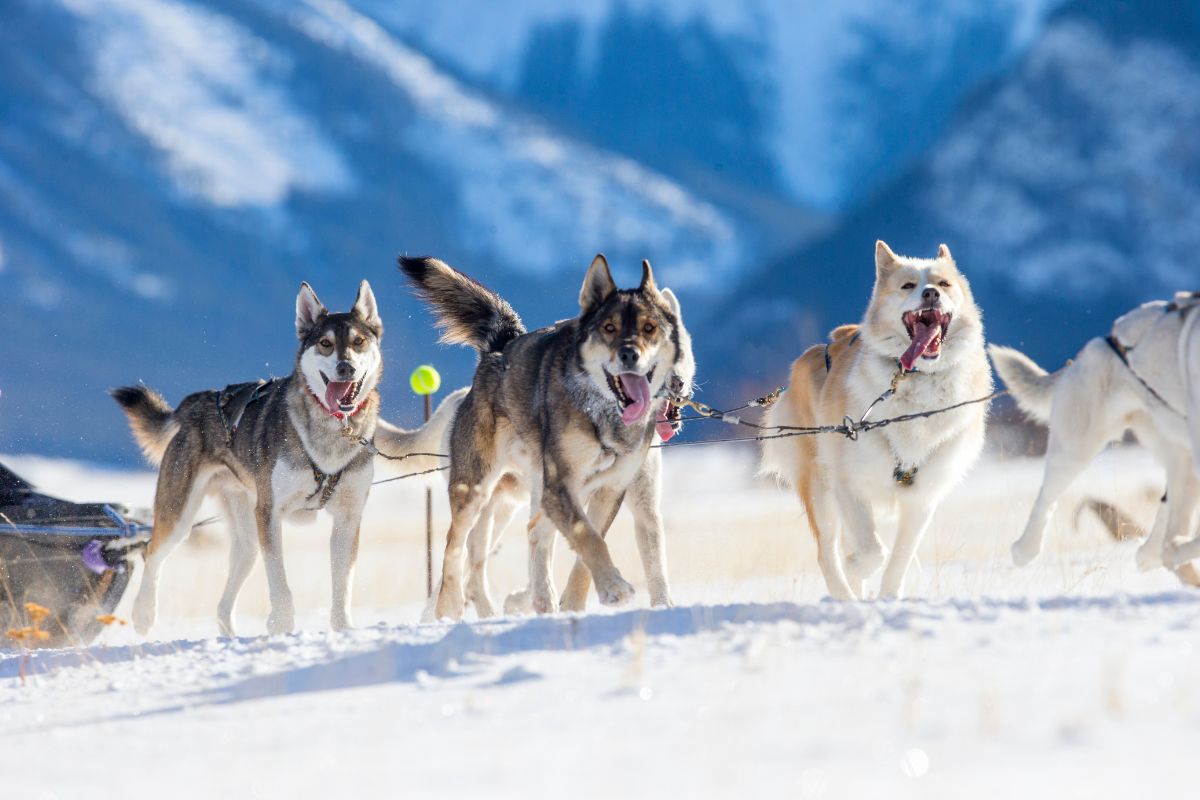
[424,392,433,598]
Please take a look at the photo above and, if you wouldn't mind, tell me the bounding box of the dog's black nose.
[335,360,355,380]
[618,346,639,369]
[922,287,940,304]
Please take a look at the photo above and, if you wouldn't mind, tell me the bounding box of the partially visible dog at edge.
[761,241,992,599]
[990,291,1200,581]
[113,281,389,637]
[399,254,688,621]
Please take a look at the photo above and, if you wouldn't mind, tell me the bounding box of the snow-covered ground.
[3,445,1198,797]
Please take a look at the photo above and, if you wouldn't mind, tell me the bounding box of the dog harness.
[1105,292,1200,418]
[214,378,363,510]
[822,330,921,486]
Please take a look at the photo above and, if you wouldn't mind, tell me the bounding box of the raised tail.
[988,344,1062,424]
[110,385,178,466]
[374,387,469,476]
[399,257,525,354]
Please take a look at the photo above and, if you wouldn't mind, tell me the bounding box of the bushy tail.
[758,397,798,487]
[399,257,525,354]
[374,387,469,476]
[988,345,1061,424]
[110,385,178,466]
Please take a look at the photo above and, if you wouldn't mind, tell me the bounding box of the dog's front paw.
[434,586,466,621]
[267,607,295,635]
[132,603,156,637]
[331,611,354,632]
[504,589,533,616]
[595,573,635,607]
[1162,541,1192,571]
[1135,539,1164,572]
[1011,537,1040,567]
[843,546,886,582]
[530,582,558,615]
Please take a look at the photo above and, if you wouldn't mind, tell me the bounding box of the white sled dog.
[761,241,992,599]
[990,292,1200,573]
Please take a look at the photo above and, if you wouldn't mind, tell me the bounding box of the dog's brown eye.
[353,336,365,348]
[938,280,951,288]
[603,322,617,334]
[319,339,333,350]
[901,282,917,291]
[642,323,656,335]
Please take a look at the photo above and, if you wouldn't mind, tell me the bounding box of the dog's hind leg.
[802,477,856,600]
[1131,420,1175,571]
[559,487,625,613]
[1011,392,1121,567]
[437,463,502,621]
[216,491,258,638]
[132,456,210,636]
[1161,458,1200,569]
[466,477,521,618]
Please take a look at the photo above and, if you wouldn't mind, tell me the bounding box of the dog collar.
[307,387,367,421]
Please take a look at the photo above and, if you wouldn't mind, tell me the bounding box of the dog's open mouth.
[900,308,952,371]
[605,368,655,426]
[319,371,363,412]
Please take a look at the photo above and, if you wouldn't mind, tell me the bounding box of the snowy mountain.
[713,0,1200,403]
[350,0,1060,210]
[0,0,766,461]
[1,0,1187,460]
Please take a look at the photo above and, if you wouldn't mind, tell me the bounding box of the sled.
[1,462,149,647]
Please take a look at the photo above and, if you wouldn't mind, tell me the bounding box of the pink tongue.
[900,322,940,371]
[324,381,354,411]
[656,408,676,441]
[618,373,652,425]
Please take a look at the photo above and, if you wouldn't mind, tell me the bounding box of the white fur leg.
[878,500,936,599]
[260,511,295,636]
[837,488,886,585]
[527,511,558,614]
[133,477,209,636]
[216,492,258,638]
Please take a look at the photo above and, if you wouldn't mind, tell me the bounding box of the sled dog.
[761,241,991,599]
[461,286,694,618]
[113,282,384,636]
[400,254,687,620]
[990,292,1200,573]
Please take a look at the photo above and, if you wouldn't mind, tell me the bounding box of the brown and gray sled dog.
[761,241,991,599]
[400,254,687,620]
[113,282,384,637]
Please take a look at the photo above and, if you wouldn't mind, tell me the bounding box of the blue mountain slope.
[0,0,762,461]
[708,0,1200,406]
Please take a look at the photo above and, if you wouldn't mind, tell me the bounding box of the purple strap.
[81,540,110,574]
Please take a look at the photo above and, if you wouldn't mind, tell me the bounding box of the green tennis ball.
[409,364,441,395]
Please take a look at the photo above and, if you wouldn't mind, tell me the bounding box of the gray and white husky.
[391,285,695,621]
[399,254,689,621]
[991,292,1200,574]
[113,281,384,637]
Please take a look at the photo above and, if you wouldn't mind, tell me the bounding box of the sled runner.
[0,462,149,647]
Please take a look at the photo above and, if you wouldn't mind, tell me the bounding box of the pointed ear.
[296,282,327,338]
[660,287,681,318]
[875,240,904,283]
[936,243,954,261]
[579,254,617,313]
[353,279,381,331]
[639,259,659,296]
